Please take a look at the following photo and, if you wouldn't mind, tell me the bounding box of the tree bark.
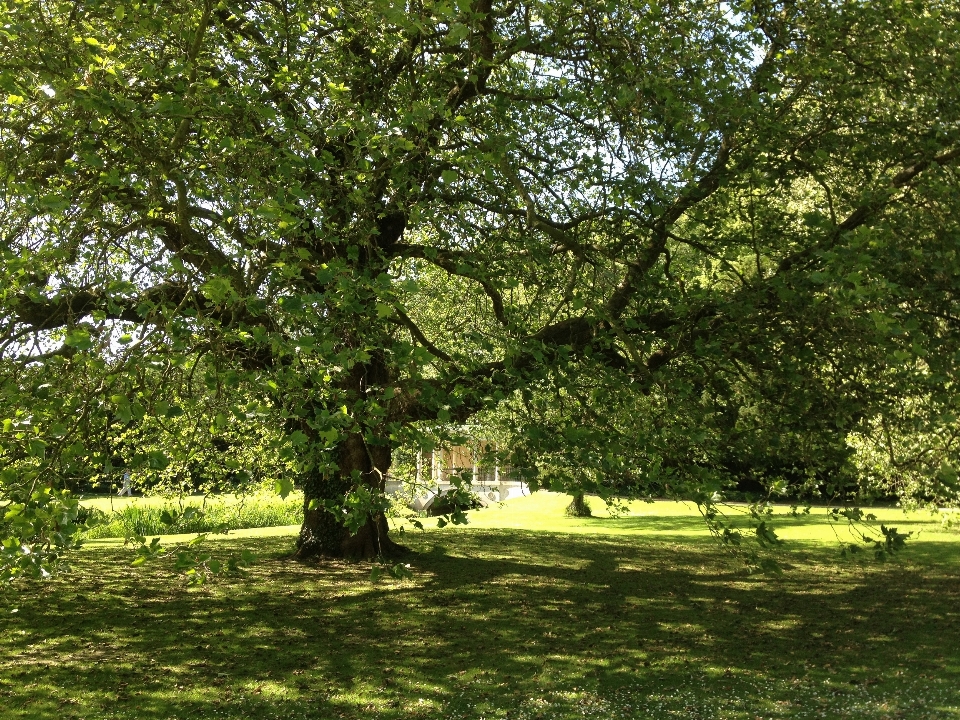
[295,433,405,560]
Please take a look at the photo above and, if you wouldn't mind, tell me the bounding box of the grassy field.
[3,492,960,719]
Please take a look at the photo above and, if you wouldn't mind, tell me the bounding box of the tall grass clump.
[82,492,304,539]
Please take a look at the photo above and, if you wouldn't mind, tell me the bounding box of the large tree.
[3,0,960,566]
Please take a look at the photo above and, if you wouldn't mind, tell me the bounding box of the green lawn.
[3,492,959,719]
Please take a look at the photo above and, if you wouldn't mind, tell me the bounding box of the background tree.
[3,0,960,571]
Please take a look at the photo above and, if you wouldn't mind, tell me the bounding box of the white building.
[385,444,529,512]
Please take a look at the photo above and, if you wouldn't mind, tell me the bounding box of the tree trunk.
[295,432,405,560]
[293,348,406,561]
[566,492,592,517]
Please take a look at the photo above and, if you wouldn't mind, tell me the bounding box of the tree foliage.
[2,0,960,576]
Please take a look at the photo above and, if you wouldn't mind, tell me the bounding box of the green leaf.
[288,430,308,446]
[388,563,413,580]
[447,23,469,42]
[64,328,94,350]
[147,451,169,470]
[27,439,46,458]
[199,276,237,304]
[758,558,783,575]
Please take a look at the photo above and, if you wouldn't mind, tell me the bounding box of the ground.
[2,493,959,719]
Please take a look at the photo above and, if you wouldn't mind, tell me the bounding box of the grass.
[78,492,304,539]
[2,492,960,719]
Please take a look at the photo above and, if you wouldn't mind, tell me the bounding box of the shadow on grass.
[2,529,959,719]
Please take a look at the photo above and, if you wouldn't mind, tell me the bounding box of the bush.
[427,489,484,516]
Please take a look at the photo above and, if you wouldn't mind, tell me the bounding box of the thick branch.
[8,283,191,332]
[152,218,241,282]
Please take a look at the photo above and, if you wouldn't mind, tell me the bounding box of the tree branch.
[392,243,508,326]
[778,144,960,274]
[389,305,456,365]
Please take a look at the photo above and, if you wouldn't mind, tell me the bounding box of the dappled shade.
[4,520,959,719]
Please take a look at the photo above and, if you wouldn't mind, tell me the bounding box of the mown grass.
[2,493,959,719]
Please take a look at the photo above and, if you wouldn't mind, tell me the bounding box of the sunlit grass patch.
[447,491,954,548]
